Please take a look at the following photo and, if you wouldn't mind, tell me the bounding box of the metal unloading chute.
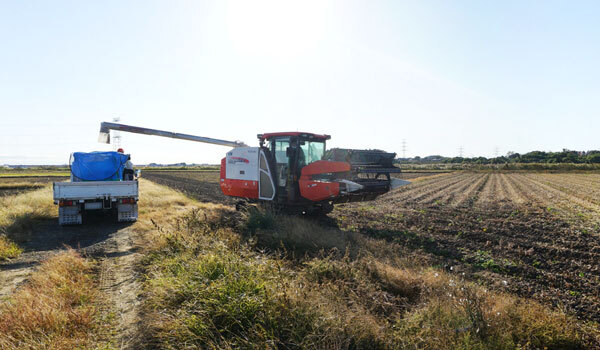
[98,121,246,148]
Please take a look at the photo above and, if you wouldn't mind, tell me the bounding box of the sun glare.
[226,0,330,59]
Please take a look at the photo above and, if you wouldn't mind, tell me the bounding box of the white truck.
[53,151,139,225]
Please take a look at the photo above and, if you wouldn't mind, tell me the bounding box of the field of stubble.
[144,170,600,322]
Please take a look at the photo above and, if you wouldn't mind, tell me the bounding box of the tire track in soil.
[451,173,489,207]
[97,228,142,349]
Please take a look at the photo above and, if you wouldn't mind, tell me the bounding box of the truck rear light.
[59,200,74,207]
[120,198,135,204]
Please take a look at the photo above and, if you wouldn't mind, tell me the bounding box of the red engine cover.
[220,157,259,199]
[298,161,349,202]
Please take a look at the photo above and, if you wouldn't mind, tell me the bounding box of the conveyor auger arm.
[98,122,247,148]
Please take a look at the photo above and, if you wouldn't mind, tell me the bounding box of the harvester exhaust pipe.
[98,121,246,147]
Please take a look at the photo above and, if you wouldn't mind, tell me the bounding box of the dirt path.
[0,255,49,298]
[97,226,142,349]
[0,213,142,348]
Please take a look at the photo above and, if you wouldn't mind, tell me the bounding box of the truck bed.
[53,180,138,201]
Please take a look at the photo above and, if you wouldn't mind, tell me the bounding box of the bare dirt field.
[334,172,600,322]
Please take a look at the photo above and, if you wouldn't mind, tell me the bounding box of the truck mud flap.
[59,206,82,225]
[117,203,138,222]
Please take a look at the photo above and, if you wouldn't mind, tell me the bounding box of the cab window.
[272,138,290,164]
[299,141,325,166]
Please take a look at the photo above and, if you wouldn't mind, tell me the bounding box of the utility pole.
[494,146,499,158]
[459,146,464,158]
[401,139,407,158]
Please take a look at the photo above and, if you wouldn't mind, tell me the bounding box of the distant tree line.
[396,149,600,165]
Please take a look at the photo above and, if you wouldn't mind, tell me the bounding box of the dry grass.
[138,203,600,349]
[0,185,56,258]
[0,185,55,231]
[0,182,44,190]
[132,179,230,241]
[0,172,70,178]
[0,250,102,349]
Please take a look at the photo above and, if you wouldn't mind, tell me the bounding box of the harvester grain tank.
[99,122,408,214]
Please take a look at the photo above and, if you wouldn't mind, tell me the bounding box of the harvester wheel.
[320,201,334,215]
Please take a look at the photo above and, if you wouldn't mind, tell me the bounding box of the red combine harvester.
[99,122,409,214]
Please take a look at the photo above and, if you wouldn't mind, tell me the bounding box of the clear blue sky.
[1,0,599,164]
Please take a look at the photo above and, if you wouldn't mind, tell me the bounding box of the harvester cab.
[99,122,409,214]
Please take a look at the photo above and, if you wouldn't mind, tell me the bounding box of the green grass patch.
[0,235,22,260]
